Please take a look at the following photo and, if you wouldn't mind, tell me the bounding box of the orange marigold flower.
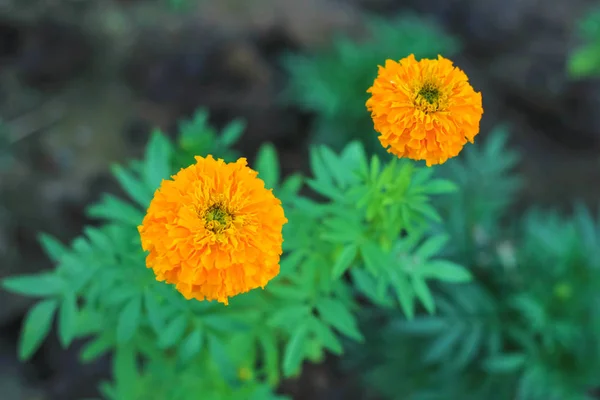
[366,54,483,166]
[138,155,288,305]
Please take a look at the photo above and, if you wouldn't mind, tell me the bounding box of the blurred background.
[2,0,600,399]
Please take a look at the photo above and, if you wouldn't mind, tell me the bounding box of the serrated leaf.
[316,298,363,341]
[259,332,280,386]
[280,173,304,197]
[568,44,600,78]
[113,345,139,400]
[3,273,66,297]
[220,119,245,146]
[178,328,203,362]
[408,201,442,223]
[143,130,172,191]
[58,292,78,347]
[116,297,142,343]
[84,226,113,255]
[389,270,415,319]
[87,194,144,226]
[360,241,389,276]
[111,164,152,208]
[391,316,446,335]
[158,314,188,348]
[208,334,237,384]
[483,353,526,373]
[283,323,308,377]
[412,276,435,313]
[267,305,311,328]
[311,318,343,355]
[332,244,358,278]
[420,260,472,282]
[416,234,449,261]
[143,288,164,334]
[38,233,67,262]
[80,334,114,363]
[255,143,280,190]
[19,299,58,360]
[419,179,458,194]
[423,323,464,364]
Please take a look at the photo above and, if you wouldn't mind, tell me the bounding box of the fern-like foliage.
[347,128,600,400]
[282,14,460,155]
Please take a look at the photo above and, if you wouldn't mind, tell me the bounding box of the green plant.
[345,128,600,400]
[568,6,600,78]
[3,108,473,399]
[282,13,460,155]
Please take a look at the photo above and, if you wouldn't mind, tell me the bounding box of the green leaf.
[412,276,435,313]
[311,318,343,355]
[267,305,311,328]
[208,334,237,384]
[423,323,464,364]
[280,173,304,197]
[389,270,415,319]
[116,297,142,343]
[143,130,172,191]
[111,164,152,208]
[419,179,458,194]
[80,334,114,363]
[38,233,67,262]
[84,227,113,256]
[87,194,145,226]
[255,143,280,189]
[483,353,526,373]
[220,119,245,146]
[3,273,66,297]
[419,260,472,282]
[332,244,358,278]
[143,288,164,333]
[259,332,280,386]
[113,345,139,400]
[19,299,58,360]
[391,317,446,335]
[360,241,389,276]
[178,328,203,362]
[568,44,600,78]
[416,234,449,261]
[58,292,78,347]
[316,298,363,341]
[408,201,442,223]
[283,323,308,377]
[158,314,188,348]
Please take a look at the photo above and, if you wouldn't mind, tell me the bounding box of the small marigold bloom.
[366,54,483,166]
[138,155,288,305]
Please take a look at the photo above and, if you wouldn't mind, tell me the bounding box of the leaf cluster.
[3,108,472,399]
[348,128,600,400]
[282,13,460,154]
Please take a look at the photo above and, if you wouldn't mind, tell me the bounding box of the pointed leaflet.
[3,273,66,297]
[143,130,173,191]
[116,297,142,343]
[316,298,363,341]
[255,143,280,190]
[58,292,78,347]
[19,299,58,360]
[283,323,308,377]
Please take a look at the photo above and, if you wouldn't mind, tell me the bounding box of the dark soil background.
[2,0,600,399]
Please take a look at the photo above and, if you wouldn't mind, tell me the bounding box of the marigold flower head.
[366,54,483,166]
[138,155,288,305]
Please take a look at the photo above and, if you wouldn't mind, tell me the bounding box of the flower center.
[204,204,233,233]
[418,84,439,104]
[414,82,444,113]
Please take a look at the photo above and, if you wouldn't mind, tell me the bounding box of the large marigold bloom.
[138,155,287,305]
[366,54,483,166]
